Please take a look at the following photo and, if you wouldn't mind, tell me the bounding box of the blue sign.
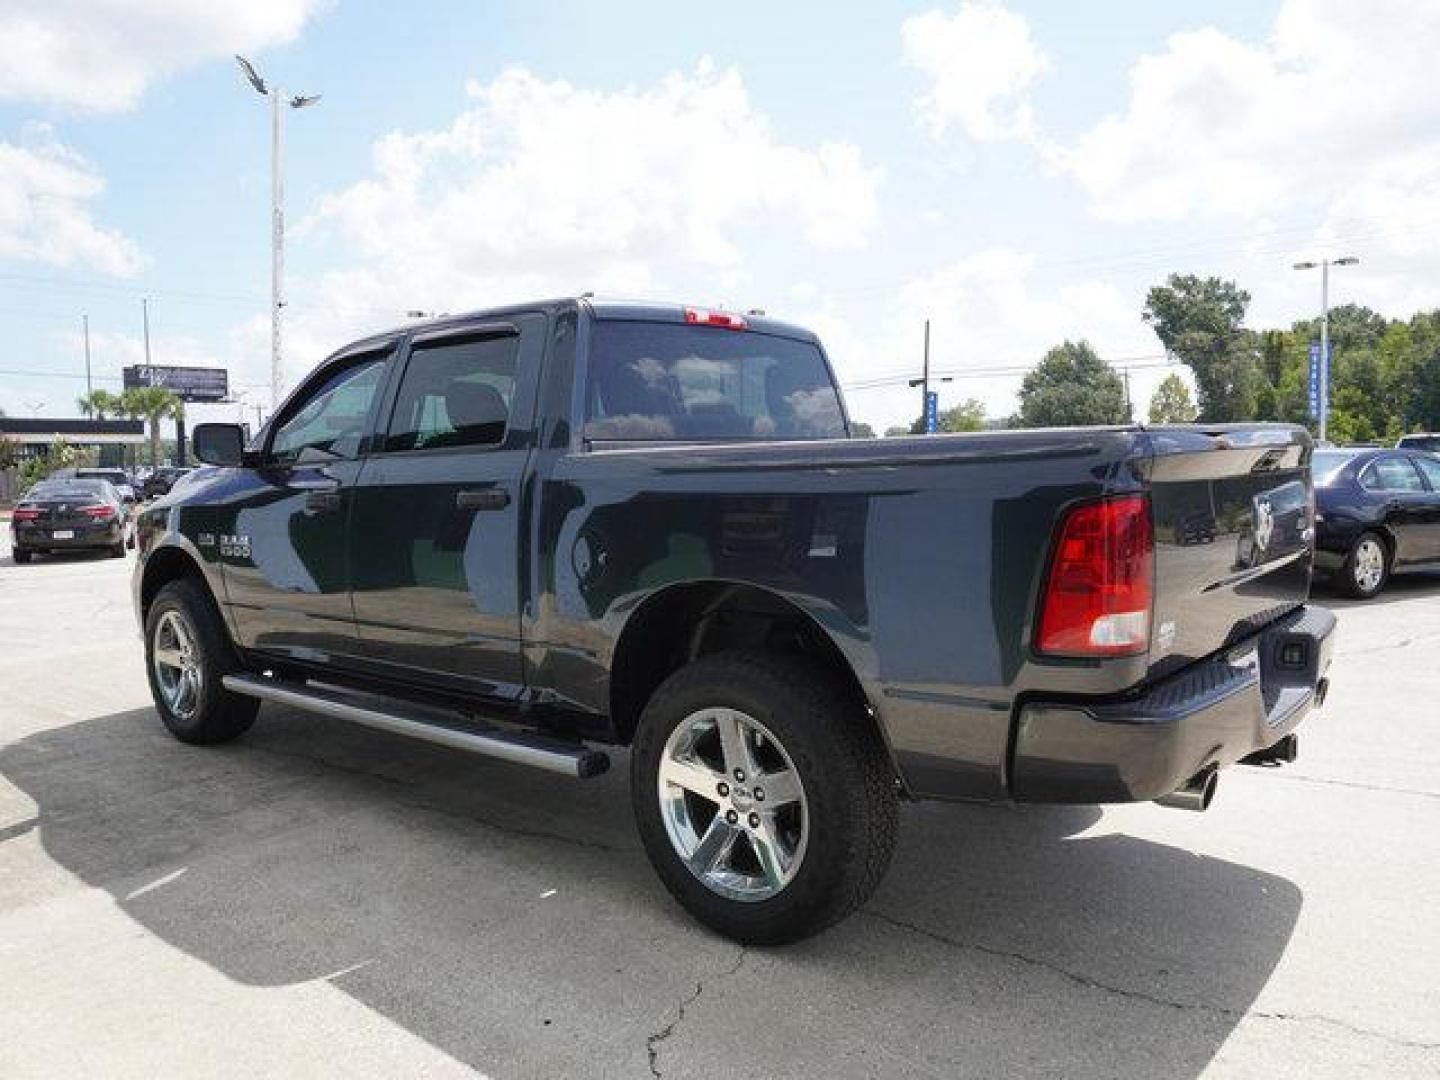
[1307,341,1332,420]
[925,390,939,433]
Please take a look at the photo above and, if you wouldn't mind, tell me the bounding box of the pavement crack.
[1264,771,1440,802]
[865,911,1439,1052]
[646,947,747,1078]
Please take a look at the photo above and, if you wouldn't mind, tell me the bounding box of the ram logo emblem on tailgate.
[1253,497,1275,553]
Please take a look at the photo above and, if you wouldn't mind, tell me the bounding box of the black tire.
[144,578,258,744]
[109,540,126,558]
[1340,531,1389,599]
[631,650,897,945]
[13,549,32,564]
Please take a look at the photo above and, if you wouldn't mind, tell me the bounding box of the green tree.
[119,386,183,466]
[939,398,986,432]
[903,397,986,434]
[1017,341,1128,427]
[849,421,876,438]
[1143,274,1260,421]
[77,389,123,419]
[1147,373,1196,423]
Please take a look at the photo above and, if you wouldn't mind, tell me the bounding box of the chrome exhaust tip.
[1155,767,1218,812]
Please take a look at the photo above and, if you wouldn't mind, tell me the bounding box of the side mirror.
[192,423,246,467]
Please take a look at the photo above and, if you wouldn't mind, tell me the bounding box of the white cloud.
[0,129,144,275]
[1056,0,1440,225]
[0,0,326,111]
[793,249,1161,431]
[283,62,883,402]
[311,62,880,279]
[901,2,1048,142]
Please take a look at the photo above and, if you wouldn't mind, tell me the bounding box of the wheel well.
[139,546,210,623]
[608,582,872,745]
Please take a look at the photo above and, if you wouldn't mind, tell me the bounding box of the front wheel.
[1341,532,1389,599]
[631,650,897,945]
[145,578,258,744]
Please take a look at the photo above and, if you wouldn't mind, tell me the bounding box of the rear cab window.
[584,319,847,442]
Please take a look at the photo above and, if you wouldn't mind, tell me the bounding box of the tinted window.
[1412,455,1440,490]
[1398,435,1440,452]
[385,332,518,452]
[1361,456,1425,493]
[29,481,106,499]
[585,322,846,441]
[271,356,388,464]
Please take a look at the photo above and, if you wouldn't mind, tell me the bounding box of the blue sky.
[2,0,1435,431]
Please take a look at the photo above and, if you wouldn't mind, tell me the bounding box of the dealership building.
[0,417,147,468]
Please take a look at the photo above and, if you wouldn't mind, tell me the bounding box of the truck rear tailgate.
[1142,426,1314,680]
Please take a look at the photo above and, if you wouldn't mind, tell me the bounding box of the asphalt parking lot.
[1,532,1436,1079]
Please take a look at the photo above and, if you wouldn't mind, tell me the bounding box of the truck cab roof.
[340,297,819,359]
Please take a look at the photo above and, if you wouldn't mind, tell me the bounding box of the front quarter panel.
[133,467,248,635]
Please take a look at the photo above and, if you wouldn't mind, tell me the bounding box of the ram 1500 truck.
[134,298,1334,944]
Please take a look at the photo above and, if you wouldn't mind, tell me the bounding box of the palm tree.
[119,386,183,466]
[77,389,122,419]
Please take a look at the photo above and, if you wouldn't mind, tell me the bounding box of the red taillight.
[12,507,40,521]
[1036,495,1154,657]
[683,306,747,330]
[81,504,116,519]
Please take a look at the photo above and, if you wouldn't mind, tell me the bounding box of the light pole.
[236,55,321,413]
[905,319,953,432]
[1293,256,1359,444]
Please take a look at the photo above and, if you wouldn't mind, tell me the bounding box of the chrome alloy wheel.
[152,609,203,721]
[658,708,808,902]
[1354,537,1386,593]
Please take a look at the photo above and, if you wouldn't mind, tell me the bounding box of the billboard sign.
[123,365,229,402]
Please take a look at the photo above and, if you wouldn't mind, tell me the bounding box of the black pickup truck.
[133,297,1334,943]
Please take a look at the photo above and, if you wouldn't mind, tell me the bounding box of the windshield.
[585,321,847,442]
[1311,450,1359,485]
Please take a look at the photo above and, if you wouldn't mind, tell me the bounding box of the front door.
[223,348,393,664]
[348,313,547,698]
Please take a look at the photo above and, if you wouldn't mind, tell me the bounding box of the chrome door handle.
[456,488,509,511]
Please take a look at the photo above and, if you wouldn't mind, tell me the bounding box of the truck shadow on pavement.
[1,706,1302,1079]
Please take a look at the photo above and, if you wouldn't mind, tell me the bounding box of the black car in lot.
[1313,448,1440,597]
[10,478,134,563]
[141,466,192,500]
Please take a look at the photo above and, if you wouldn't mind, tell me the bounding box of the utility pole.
[142,297,153,371]
[1123,369,1133,422]
[921,318,931,423]
[236,56,321,412]
[82,314,92,397]
[1293,256,1359,444]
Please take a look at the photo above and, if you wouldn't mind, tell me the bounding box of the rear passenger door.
[1405,454,1440,562]
[1360,454,1431,565]
[347,313,547,697]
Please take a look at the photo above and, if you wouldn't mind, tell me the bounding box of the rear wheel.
[13,549,32,564]
[631,650,897,945]
[145,578,258,744]
[109,539,126,558]
[1341,532,1389,599]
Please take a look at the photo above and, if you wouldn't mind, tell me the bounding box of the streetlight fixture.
[236,55,321,413]
[1293,255,1359,444]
